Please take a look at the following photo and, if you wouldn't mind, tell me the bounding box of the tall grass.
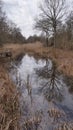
[0,65,20,130]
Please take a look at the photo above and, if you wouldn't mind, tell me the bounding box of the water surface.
[11,54,73,130]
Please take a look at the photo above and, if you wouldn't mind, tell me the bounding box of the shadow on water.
[10,54,73,130]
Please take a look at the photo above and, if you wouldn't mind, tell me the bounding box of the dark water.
[11,54,73,130]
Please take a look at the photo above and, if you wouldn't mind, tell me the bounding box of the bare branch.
[34,0,66,47]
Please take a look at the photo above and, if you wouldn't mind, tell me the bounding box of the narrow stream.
[11,54,73,130]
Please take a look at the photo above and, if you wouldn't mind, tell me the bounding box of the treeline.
[34,0,73,49]
[1,0,73,50]
[53,11,73,49]
[0,1,26,46]
[26,35,45,43]
[0,1,44,46]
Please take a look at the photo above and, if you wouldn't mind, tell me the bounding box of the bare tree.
[34,0,66,47]
[34,18,51,46]
[66,11,73,41]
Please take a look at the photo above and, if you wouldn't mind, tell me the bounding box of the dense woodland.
[0,0,73,50]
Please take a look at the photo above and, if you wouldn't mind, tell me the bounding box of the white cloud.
[2,0,72,37]
[2,0,41,37]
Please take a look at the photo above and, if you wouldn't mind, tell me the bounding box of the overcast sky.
[2,0,72,38]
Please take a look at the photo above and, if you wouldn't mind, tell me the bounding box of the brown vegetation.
[0,64,20,130]
[3,42,73,76]
[0,42,73,129]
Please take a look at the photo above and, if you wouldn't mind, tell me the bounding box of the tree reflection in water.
[36,60,64,102]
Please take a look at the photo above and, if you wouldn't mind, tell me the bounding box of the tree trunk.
[46,32,49,47]
[54,28,56,48]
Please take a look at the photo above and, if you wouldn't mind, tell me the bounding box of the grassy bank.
[0,64,20,130]
[3,42,73,76]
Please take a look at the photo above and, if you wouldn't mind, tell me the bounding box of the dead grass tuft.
[0,64,20,130]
